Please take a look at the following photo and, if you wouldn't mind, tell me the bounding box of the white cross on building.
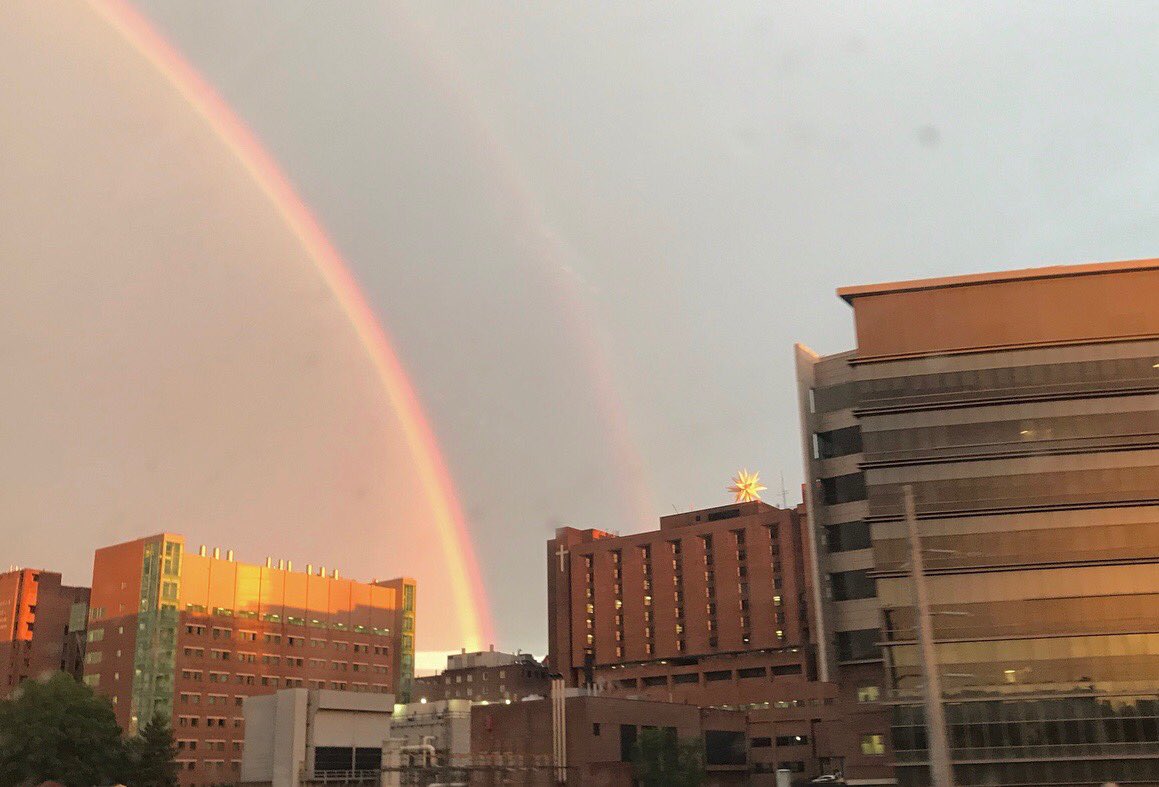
[556,544,569,573]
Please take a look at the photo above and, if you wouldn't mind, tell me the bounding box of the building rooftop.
[837,257,1159,303]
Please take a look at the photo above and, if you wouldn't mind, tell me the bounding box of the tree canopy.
[0,672,128,786]
[631,727,706,787]
[125,715,180,787]
[0,673,179,787]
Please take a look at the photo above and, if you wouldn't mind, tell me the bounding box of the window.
[776,734,808,747]
[861,734,886,755]
[751,737,771,748]
[816,426,863,459]
[619,725,638,763]
[830,569,876,601]
[836,629,880,662]
[857,685,881,703]
[825,521,872,552]
[592,723,601,736]
[820,473,867,505]
[705,730,746,766]
[704,670,731,682]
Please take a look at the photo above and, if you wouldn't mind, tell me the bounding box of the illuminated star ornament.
[728,469,767,503]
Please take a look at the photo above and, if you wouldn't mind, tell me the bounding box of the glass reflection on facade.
[797,260,1159,784]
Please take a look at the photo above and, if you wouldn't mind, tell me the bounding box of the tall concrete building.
[0,568,89,694]
[796,258,1159,785]
[83,533,416,785]
[547,501,894,782]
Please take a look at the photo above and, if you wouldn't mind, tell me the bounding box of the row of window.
[181,626,389,652]
[174,759,239,773]
[863,409,1159,460]
[810,356,1157,416]
[616,663,803,688]
[882,593,1159,642]
[182,605,394,635]
[177,739,241,752]
[871,464,1159,518]
[443,668,532,684]
[750,734,809,748]
[874,523,1158,575]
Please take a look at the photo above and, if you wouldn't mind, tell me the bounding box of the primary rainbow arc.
[89,0,493,650]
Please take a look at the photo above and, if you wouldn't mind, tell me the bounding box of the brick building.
[0,568,89,694]
[546,501,892,782]
[83,533,416,785]
[471,694,748,786]
[414,647,551,704]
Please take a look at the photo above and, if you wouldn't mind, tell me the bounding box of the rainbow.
[88,0,493,649]
[382,4,656,531]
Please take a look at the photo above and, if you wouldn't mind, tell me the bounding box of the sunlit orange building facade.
[0,568,89,695]
[83,533,415,786]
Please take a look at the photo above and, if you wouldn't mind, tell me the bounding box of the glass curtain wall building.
[796,259,1159,785]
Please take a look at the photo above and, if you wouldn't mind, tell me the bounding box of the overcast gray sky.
[2,1,1156,664]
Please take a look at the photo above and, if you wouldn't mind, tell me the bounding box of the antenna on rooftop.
[779,471,789,508]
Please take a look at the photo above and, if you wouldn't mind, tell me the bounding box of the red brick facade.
[84,533,415,786]
[547,501,893,782]
[0,569,88,695]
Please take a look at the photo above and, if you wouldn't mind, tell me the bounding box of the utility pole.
[904,484,954,786]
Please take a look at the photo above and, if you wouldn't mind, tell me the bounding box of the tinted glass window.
[826,521,872,552]
[837,629,880,662]
[818,426,863,459]
[705,730,746,766]
[831,569,877,601]
[619,725,637,762]
[822,473,867,505]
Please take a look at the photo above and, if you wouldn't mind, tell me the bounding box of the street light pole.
[904,484,954,787]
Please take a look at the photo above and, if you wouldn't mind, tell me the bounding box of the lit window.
[860,734,886,755]
[856,685,880,703]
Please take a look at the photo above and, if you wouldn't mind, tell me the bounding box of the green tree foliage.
[125,715,179,787]
[0,672,128,786]
[631,727,706,787]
